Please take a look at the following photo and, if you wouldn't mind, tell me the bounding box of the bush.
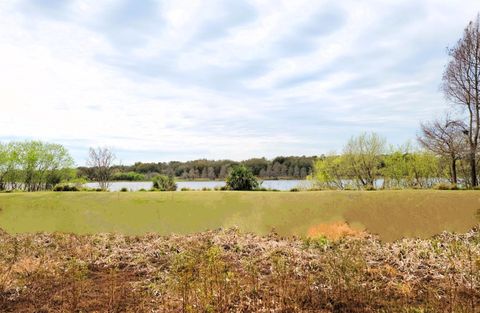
[53,185,64,192]
[139,188,147,192]
[120,187,128,192]
[290,188,299,192]
[152,175,177,191]
[225,165,259,191]
[180,187,191,191]
[201,187,212,191]
[53,184,79,192]
[253,187,279,191]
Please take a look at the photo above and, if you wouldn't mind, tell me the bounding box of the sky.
[0,0,478,165]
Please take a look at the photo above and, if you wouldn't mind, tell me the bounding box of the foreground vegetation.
[1,227,479,312]
[0,191,478,241]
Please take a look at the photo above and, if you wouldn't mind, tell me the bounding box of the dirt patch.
[307,221,364,240]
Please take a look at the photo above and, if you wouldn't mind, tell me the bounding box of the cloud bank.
[0,0,478,164]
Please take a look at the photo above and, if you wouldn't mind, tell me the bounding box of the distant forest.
[77,156,316,181]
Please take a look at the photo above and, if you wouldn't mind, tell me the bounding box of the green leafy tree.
[0,141,74,191]
[382,144,443,189]
[405,152,442,188]
[343,132,386,189]
[225,165,259,190]
[310,155,348,189]
[152,174,177,191]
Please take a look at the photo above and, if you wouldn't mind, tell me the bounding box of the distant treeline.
[77,156,317,181]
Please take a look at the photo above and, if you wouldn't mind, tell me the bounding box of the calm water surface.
[85,180,313,191]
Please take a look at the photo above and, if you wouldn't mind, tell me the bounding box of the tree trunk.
[469,150,478,187]
[451,158,458,185]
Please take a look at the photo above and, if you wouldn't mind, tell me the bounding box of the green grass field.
[0,190,479,241]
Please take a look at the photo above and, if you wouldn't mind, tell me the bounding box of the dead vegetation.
[0,227,479,312]
[307,221,364,240]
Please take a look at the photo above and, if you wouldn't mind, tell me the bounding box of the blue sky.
[0,0,478,165]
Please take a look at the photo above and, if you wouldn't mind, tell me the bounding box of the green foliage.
[0,141,74,191]
[310,133,386,190]
[225,165,259,191]
[343,132,386,188]
[112,171,145,181]
[311,134,450,190]
[382,145,442,189]
[79,156,316,181]
[302,236,330,250]
[53,184,80,192]
[310,155,349,189]
[152,175,177,191]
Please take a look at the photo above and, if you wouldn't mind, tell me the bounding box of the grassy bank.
[1,227,479,312]
[0,190,479,241]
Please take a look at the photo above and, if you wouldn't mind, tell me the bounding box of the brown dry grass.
[307,221,364,240]
[0,227,479,312]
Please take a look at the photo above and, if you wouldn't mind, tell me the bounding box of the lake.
[84,180,313,191]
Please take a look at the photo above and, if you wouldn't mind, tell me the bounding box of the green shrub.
[302,236,330,250]
[225,165,259,191]
[180,187,191,191]
[53,184,79,192]
[120,187,128,192]
[253,187,279,191]
[290,188,299,192]
[152,175,177,191]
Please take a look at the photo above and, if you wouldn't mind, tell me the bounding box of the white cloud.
[0,0,478,164]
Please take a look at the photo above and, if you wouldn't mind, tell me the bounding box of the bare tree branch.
[442,14,480,186]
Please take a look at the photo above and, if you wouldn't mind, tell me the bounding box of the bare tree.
[418,117,466,184]
[86,147,116,190]
[442,14,480,186]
